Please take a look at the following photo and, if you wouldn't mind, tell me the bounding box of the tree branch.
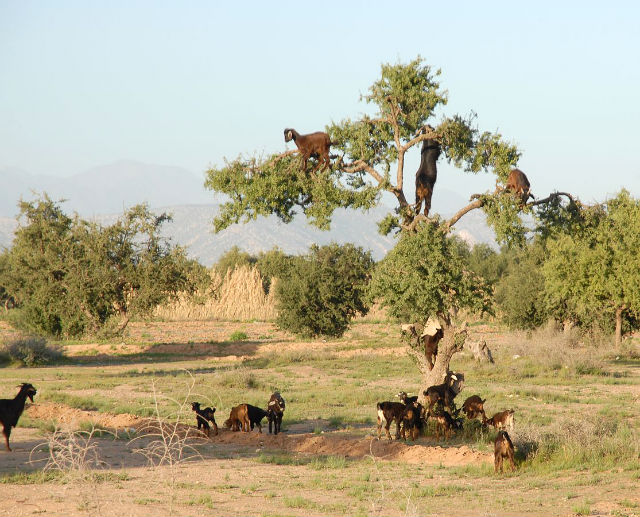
[443,197,485,232]
[529,191,576,206]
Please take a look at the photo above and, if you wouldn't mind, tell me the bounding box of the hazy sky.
[1,1,639,206]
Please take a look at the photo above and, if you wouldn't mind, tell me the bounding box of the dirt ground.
[0,320,638,516]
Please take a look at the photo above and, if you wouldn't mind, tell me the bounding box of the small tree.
[1,196,204,338]
[369,223,492,387]
[275,243,373,338]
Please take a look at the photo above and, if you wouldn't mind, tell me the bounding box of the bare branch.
[443,198,485,232]
[529,191,576,206]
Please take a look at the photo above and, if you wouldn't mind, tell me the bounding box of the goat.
[505,168,533,205]
[494,430,516,473]
[376,401,407,441]
[224,404,250,432]
[0,383,37,451]
[430,410,461,441]
[423,373,464,415]
[397,391,418,405]
[461,395,487,421]
[414,125,441,217]
[400,318,442,370]
[191,402,218,437]
[284,128,332,174]
[401,401,426,441]
[483,410,515,432]
[246,404,269,433]
[267,392,285,435]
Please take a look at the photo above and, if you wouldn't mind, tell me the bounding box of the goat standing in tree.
[505,168,533,205]
[284,128,332,174]
[414,125,441,217]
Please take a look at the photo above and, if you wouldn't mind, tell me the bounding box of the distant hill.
[0,161,496,264]
[0,161,214,218]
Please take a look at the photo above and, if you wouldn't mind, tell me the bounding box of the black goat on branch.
[1,383,37,451]
[284,128,332,174]
[414,125,441,217]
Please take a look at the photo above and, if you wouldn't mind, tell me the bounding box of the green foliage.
[255,247,293,293]
[275,243,374,338]
[466,243,509,288]
[1,336,65,366]
[542,190,640,337]
[228,331,248,342]
[495,243,548,330]
[369,223,492,323]
[204,56,524,240]
[215,246,256,276]
[0,195,205,338]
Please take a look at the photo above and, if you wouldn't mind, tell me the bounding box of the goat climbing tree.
[204,56,578,393]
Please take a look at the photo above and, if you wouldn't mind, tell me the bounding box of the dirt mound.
[26,403,142,430]
[25,402,491,467]
[213,429,491,466]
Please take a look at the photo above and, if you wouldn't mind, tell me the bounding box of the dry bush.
[155,265,277,321]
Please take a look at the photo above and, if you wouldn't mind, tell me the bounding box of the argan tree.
[543,190,640,344]
[1,196,203,338]
[204,56,574,391]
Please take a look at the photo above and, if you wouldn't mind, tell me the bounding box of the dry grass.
[155,265,390,323]
[155,265,277,321]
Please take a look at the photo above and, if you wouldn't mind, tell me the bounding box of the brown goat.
[284,128,332,174]
[484,410,515,432]
[224,404,250,432]
[505,168,533,205]
[267,392,285,435]
[401,401,426,441]
[397,391,418,405]
[461,395,486,421]
[494,430,516,473]
[430,410,459,441]
[376,401,406,440]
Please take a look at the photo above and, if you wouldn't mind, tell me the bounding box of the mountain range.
[0,161,496,265]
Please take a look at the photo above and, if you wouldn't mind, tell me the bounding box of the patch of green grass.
[572,502,591,515]
[186,495,214,509]
[0,471,64,484]
[229,331,248,342]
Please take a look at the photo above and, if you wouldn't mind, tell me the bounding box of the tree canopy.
[204,56,537,245]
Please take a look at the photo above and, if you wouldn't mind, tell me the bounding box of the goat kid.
[397,391,418,405]
[191,402,218,437]
[1,383,37,451]
[461,395,487,421]
[484,410,515,432]
[401,401,426,441]
[284,128,332,174]
[430,410,462,441]
[494,430,516,473]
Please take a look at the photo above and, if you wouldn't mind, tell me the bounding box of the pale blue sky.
[1,1,639,206]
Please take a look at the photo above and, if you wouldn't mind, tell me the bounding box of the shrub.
[275,243,373,338]
[1,336,64,366]
[229,331,248,342]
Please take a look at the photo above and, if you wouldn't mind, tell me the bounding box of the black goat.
[191,402,218,437]
[284,128,332,174]
[423,373,464,414]
[246,404,269,433]
[376,401,406,440]
[397,391,418,405]
[1,383,37,451]
[267,392,285,435]
[414,125,441,217]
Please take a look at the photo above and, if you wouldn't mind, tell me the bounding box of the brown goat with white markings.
[376,401,406,440]
[401,401,426,441]
[422,373,464,414]
[284,128,332,174]
[494,430,516,473]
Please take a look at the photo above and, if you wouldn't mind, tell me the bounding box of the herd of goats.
[2,379,516,473]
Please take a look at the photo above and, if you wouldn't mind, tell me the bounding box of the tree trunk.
[411,320,467,403]
[615,306,624,345]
